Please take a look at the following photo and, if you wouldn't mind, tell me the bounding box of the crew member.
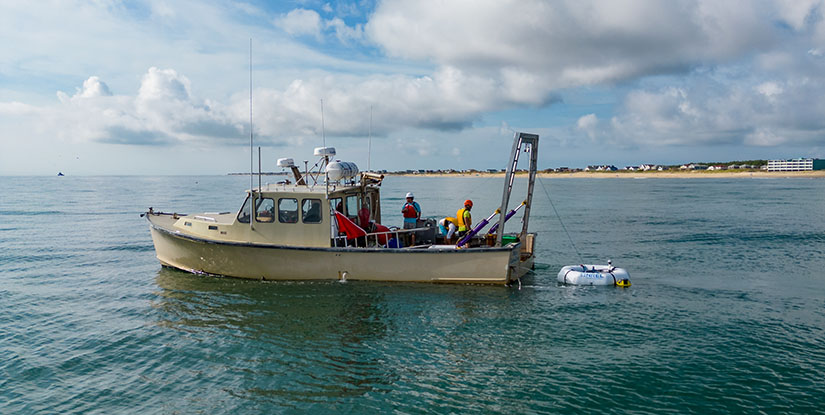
[438,217,458,243]
[401,192,421,228]
[456,200,473,237]
[401,192,421,245]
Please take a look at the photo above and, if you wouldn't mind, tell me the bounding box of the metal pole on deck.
[496,132,522,246]
[520,135,539,241]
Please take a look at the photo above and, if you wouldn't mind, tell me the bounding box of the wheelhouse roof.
[246,182,378,196]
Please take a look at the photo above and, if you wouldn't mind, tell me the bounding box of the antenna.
[249,38,254,230]
[258,146,262,192]
[320,98,326,149]
[320,99,330,200]
[368,105,372,172]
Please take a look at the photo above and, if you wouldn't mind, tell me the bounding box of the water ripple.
[3,176,825,414]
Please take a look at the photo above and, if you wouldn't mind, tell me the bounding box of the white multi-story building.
[767,158,824,171]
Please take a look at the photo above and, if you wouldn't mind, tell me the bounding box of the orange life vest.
[403,204,418,218]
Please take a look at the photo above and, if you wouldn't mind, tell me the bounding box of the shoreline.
[390,170,825,179]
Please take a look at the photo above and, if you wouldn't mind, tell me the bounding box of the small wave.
[100,244,155,252]
[0,210,63,216]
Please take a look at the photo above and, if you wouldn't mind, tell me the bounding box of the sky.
[1,0,825,175]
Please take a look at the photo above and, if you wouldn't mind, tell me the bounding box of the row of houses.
[575,159,822,172]
[386,158,823,174]
[679,163,762,170]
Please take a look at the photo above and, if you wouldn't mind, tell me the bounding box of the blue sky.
[2,0,825,175]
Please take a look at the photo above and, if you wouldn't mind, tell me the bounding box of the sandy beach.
[393,170,825,179]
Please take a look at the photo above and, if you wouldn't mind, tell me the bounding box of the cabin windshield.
[237,196,252,223]
[237,195,278,223]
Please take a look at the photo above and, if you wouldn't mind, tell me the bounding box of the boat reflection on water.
[151,266,399,400]
[149,267,534,406]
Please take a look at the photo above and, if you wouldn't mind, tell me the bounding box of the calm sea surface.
[1,175,824,414]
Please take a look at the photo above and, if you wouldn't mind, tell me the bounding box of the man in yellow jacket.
[456,200,473,237]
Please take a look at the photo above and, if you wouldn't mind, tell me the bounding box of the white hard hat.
[405,192,414,198]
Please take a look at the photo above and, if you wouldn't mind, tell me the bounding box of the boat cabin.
[229,180,383,248]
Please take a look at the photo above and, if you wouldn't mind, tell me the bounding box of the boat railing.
[332,226,433,248]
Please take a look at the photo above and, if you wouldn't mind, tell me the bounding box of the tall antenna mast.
[321,98,328,198]
[249,38,254,230]
[368,105,372,172]
[320,98,326,149]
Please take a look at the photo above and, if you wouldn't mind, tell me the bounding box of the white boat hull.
[149,219,530,285]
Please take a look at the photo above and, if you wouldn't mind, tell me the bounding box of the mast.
[321,99,326,149]
[368,105,372,172]
[321,99,329,199]
[249,39,254,230]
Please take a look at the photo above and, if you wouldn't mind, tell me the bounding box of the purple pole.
[456,209,500,248]
[487,202,526,235]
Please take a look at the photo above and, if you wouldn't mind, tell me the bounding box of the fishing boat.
[144,132,539,285]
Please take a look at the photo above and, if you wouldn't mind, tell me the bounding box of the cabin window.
[330,197,343,213]
[278,198,299,223]
[237,196,252,223]
[358,197,371,227]
[346,195,359,220]
[255,198,275,223]
[302,199,322,224]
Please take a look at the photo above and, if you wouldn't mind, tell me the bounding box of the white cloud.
[275,9,323,39]
[587,73,825,148]
[5,0,825,175]
[138,68,191,101]
[326,17,363,44]
[745,128,787,146]
[576,113,601,141]
[756,81,783,98]
[44,69,241,146]
[366,0,785,89]
[774,0,821,31]
[0,101,38,116]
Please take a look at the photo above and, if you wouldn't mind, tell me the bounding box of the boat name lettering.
[583,272,604,279]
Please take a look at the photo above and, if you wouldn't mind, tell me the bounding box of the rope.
[459,174,494,202]
[538,177,584,263]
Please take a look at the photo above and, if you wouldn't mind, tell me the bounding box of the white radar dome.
[276,158,295,168]
[314,147,336,157]
[326,161,359,181]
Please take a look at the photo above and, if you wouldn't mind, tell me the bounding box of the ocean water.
[1,175,824,414]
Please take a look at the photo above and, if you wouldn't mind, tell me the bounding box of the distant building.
[767,158,825,171]
[586,165,617,171]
